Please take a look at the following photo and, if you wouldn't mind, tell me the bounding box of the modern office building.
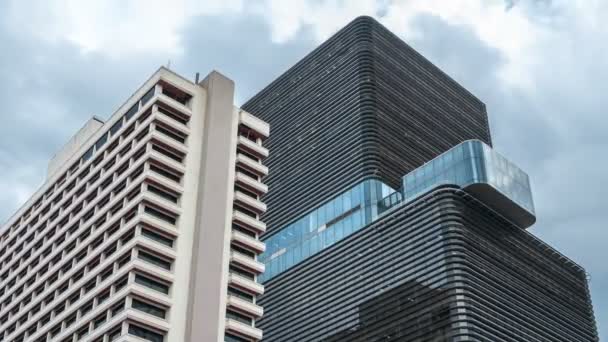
[0,68,269,342]
[242,16,599,341]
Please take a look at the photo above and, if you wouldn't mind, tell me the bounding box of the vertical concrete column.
[186,71,238,342]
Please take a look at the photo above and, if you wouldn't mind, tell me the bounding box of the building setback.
[243,15,491,236]
[0,68,269,342]
[243,16,599,341]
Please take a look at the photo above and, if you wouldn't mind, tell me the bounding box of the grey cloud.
[0,4,605,339]
[0,16,169,222]
[173,14,317,105]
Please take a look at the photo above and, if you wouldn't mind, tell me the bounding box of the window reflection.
[259,179,394,282]
[401,140,534,215]
[261,140,535,283]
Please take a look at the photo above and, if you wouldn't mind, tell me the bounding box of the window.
[135,125,150,142]
[157,104,189,125]
[225,334,250,342]
[161,82,191,106]
[50,325,61,338]
[97,289,110,305]
[142,228,174,248]
[125,103,139,121]
[144,206,176,225]
[80,300,93,316]
[108,327,122,341]
[147,184,179,203]
[229,266,254,280]
[155,123,186,144]
[65,312,77,328]
[95,133,108,151]
[83,146,94,162]
[140,87,156,107]
[138,250,171,270]
[226,310,252,325]
[110,119,123,136]
[134,274,170,294]
[149,163,181,183]
[151,143,184,163]
[132,298,166,319]
[228,287,254,302]
[114,275,128,292]
[232,244,255,258]
[128,324,164,342]
[94,313,107,328]
[69,291,80,306]
[111,300,125,316]
[77,325,90,339]
[117,252,132,269]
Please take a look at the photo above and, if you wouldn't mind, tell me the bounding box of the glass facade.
[402,140,535,216]
[262,140,535,282]
[259,179,394,282]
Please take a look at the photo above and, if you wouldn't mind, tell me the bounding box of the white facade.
[0,68,269,342]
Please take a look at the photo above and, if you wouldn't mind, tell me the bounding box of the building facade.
[243,16,599,341]
[0,68,269,342]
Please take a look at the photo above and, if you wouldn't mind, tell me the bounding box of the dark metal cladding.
[258,187,599,341]
[244,15,598,342]
[242,16,492,235]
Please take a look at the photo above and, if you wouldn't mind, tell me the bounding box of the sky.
[0,0,605,338]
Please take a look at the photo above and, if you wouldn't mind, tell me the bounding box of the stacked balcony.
[226,110,269,342]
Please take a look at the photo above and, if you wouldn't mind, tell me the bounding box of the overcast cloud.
[0,0,605,338]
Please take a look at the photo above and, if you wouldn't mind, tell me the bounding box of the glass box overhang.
[401,140,536,228]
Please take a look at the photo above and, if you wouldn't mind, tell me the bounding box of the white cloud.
[1,1,607,337]
[5,0,245,58]
[258,0,380,43]
[1,0,550,84]
[380,0,549,89]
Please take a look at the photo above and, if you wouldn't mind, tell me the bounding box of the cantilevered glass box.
[402,140,535,228]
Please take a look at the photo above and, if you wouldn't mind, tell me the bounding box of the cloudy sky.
[0,0,605,337]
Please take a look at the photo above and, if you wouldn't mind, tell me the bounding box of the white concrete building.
[0,68,269,342]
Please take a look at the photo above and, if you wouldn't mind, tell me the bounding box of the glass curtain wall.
[259,179,394,282]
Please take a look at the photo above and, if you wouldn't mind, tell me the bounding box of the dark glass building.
[242,16,598,342]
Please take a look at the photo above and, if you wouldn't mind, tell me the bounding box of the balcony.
[231,251,265,274]
[239,110,270,139]
[234,191,266,214]
[227,295,264,318]
[235,172,268,195]
[233,210,266,234]
[237,136,269,159]
[236,153,268,177]
[232,230,266,253]
[229,273,264,295]
[226,319,263,341]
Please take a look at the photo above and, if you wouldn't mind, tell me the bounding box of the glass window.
[95,133,108,151]
[141,87,156,107]
[142,228,174,248]
[82,147,94,162]
[128,324,164,342]
[135,274,169,294]
[226,310,252,325]
[132,298,166,319]
[138,250,172,270]
[125,103,139,121]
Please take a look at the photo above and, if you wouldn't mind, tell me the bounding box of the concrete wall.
[186,71,239,342]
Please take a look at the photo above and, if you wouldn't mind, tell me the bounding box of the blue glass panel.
[82,146,94,162]
[400,139,535,219]
[140,86,156,107]
[125,103,139,121]
[260,179,395,282]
